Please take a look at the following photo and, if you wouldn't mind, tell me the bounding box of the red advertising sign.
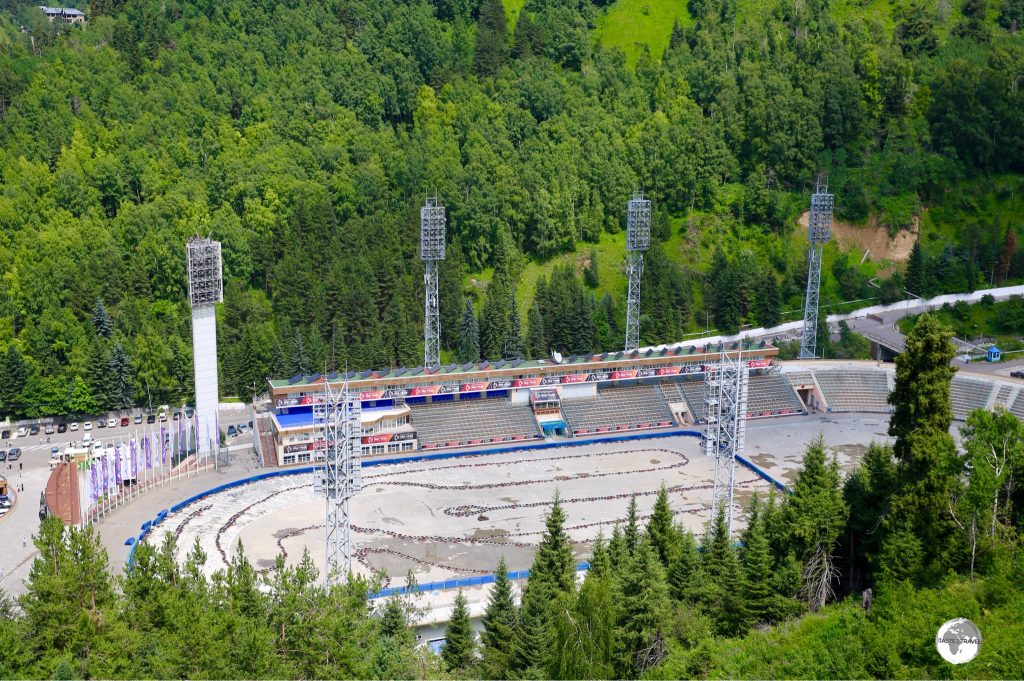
[360,390,385,400]
[513,377,541,387]
[361,431,417,445]
[747,359,771,368]
[611,370,637,380]
[561,374,587,384]
[461,382,488,392]
[409,385,440,397]
[656,367,681,376]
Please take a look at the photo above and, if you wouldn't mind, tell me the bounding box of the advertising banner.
[460,381,488,392]
[747,359,771,368]
[611,370,637,380]
[561,374,588,384]
[361,431,417,445]
[513,377,541,387]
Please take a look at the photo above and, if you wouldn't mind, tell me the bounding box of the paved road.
[0,407,256,599]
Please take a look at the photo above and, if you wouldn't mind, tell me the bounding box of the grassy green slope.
[595,0,692,64]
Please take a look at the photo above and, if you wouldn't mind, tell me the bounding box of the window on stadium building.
[283,455,296,465]
[297,452,311,463]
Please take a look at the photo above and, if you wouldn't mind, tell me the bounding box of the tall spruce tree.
[108,342,135,410]
[505,297,524,359]
[457,298,480,363]
[474,0,509,77]
[532,492,576,597]
[613,539,669,678]
[741,510,777,625]
[754,272,782,328]
[646,484,679,567]
[480,557,516,678]
[887,314,959,574]
[666,530,702,603]
[525,304,545,359]
[91,298,113,339]
[623,494,641,557]
[442,589,475,671]
[0,344,29,417]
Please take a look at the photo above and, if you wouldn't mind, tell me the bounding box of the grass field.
[595,0,692,64]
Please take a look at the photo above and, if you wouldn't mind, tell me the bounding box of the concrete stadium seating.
[561,385,675,435]
[746,374,805,417]
[951,375,995,421]
[409,399,542,449]
[814,369,891,413]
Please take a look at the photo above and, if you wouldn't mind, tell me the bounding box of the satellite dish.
[552,351,563,364]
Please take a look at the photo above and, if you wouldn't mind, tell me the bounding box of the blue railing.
[124,427,790,592]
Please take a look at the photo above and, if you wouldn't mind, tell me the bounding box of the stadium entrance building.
[264,342,781,466]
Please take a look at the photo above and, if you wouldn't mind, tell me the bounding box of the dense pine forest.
[0,0,1022,417]
[1,316,1022,679]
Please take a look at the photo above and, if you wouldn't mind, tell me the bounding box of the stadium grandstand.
[260,342,780,466]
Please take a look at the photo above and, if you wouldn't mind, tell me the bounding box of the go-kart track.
[152,414,889,591]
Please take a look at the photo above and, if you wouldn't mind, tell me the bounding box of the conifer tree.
[608,523,628,572]
[525,304,545,359]
[666,530,702,603]
[741,512,776,625]
[457,298,480,363]
[754,271,782,328]
[474,0,509,77]
[532,492,576,597]
[442,590,475,672]
[613,539,669,678]
[623,494,640,557]
[109,342,135,409]
[646,484,679,567]
[0,344,29,417]
[508,580,551,676]
[505,297,524,359]
[480,557,516,678]
[92,298,113,339]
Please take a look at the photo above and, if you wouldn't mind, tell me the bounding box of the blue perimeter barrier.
[124,428,790,595]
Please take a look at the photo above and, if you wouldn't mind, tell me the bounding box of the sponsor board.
[361,431,417,445]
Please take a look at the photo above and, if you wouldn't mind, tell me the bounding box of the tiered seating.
[1010,392,1024,421]
[562,385,675,435]
[659,381,687,404]
[951,375,995,421]
[785,371,815,388]
[747,374,805,417]
[677,380,707,422]
[992,384,1014,409]
[409,399,541,449]
[814,369,891,413]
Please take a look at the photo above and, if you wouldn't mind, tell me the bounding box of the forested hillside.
[0,0,1022,417]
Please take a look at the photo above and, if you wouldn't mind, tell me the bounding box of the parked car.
[96,420,105,429]
[120,417,130,427]
[173,411,181,421]
[159,412,168,422]
[227,425,238,438]
[107,418,117,428]
[83,434,93,445]
[1,429,9,439]
[0,495,11,509]
[44,425,54,435]
[184,407,194,418]
[50,446,60,458]
[134,414,143,424]
[16,427,26,437]
[83,421,92,431]
[237,424,247,433]
[29,425,39,436]
[57,423,67,433]
[0,450,6,462]
[8,448,22,461]
[70,422,79,431]
[146,414,156,424]
[1012,370,1024,379]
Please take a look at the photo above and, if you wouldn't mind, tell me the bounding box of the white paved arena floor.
[159,436,774,588]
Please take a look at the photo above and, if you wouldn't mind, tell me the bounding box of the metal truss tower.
[799,182,835,359]
[186,237,222,460]
[702,349,749,537]
[420,196,446,368]
[624,192,651,352]
[314,379,362,587]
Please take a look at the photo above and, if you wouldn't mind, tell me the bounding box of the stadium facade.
[261,342,782,466]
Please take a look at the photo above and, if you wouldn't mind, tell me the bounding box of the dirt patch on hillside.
[799,212,918,263]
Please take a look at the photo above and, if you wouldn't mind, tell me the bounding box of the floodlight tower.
[314,378,362,587]
[624,192,651,352]
[799,181,835,359]
[186,237,223,459]
[703,348,749,537]
[420,196,446,368]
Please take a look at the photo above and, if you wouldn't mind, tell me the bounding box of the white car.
[16,427,26,437]
[83,421,92,431]
[159,412,168,422]
[83,433,93,445]
[107,418,117,428]
[69,422,79,431]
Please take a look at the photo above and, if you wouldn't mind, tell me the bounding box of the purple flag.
[90,460,99,503]
[114,444,121,484]
[145,433,152,469]
[101,453,109,496]
[160,426,167,465]
[130,438,137,479]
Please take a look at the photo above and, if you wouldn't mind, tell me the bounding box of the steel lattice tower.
[799,182,835,359]
[420,196,446,368]
[703,348,749,537]
[314,379,362,587]
[625,192,651,352]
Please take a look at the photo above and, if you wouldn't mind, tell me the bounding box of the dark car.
[146,414,156,424]
[1011,370,1024,379]
[0,430,9,439]
[227,425,238,438]
[7,448,21,461]
[184,407,194,418]
[0,495,12,509]
[173,411,181,421]
[29,425,39,436]
[0,450,6,462]
[120,417,129,427]
[57,423,67,433]
[97,419,106,428]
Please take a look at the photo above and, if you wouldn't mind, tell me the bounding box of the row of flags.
[85,412,220,505]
